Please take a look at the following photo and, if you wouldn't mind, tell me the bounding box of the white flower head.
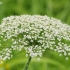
[0,15,70,64]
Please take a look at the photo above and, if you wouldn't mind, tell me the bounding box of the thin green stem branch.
[24,56,32,70]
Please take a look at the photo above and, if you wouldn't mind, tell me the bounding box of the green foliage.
[0,0,70,70]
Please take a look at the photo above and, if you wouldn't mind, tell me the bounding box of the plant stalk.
[24,56,32,70]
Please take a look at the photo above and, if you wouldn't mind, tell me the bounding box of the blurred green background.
[0,0,70,70]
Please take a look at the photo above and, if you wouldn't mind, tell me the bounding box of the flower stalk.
[24,56,32,70]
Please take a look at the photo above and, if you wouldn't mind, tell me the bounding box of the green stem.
[24,56,32,70]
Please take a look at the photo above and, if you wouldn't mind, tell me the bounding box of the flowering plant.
[0,15,70,70]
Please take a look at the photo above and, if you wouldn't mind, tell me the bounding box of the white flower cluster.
[0,15,70,64]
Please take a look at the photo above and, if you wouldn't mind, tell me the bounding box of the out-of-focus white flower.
[0,15,70,63]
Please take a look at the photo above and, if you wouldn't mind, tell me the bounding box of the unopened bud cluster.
[0,15,70,64]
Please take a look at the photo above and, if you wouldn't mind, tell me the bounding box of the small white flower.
[38,58,40,61]
[66,57,68,60]
[59,54,62,56]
